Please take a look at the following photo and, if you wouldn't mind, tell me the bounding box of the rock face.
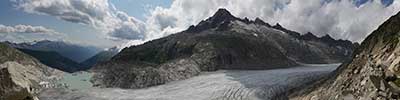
[0,43,62,100]
[291,11,400,100]
[91,8,357,89]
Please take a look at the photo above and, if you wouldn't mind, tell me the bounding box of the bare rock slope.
[292,11,400,100]
[0,43,62,100]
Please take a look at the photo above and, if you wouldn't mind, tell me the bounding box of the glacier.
[39,64,339,100]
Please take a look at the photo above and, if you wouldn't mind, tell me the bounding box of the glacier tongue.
[39,64,339,100]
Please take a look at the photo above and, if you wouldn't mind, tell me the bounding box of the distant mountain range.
[81,47,119,68]
[91,8,358,89]
[3,40,101,63]
[2,40,109,73]
[17,48,82,73]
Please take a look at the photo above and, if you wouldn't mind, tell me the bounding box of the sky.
[0,0,398,49]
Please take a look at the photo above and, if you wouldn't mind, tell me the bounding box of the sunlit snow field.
[40,64,340,100]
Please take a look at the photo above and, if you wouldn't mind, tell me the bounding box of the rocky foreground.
[40,64,338,100]
[0,43,63,100]
[291,11,400,100]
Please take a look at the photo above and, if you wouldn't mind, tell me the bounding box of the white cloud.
[0,24,65,42]
[145,0,400,42]
[11,0,400,45]
[0,24,60,34]
[11,0,145,40]
[274,0,400,42]
[115,40,146,51]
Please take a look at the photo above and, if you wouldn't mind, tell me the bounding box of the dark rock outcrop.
[91,8,357,89]
[0,43,62,100]
[292,11,400,100]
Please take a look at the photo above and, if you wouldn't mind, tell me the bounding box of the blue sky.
[0,0,172,48]
[112,0,172,21]
[0,0,397,48]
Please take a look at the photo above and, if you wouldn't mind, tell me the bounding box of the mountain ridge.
[91,8,357,89]
[3,40,101,63]
[18,48,83,73]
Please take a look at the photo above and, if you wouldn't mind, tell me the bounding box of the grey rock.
[291,11,400,100]
[0,43,63,100]
[91,8,356,89]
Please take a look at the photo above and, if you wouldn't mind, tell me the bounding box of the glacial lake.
[57,71,93,90]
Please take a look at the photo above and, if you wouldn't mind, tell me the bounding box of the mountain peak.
[186,8,238,33]
[212,8,234,18]
[208,8,237,24]
[321,34,334,40]
[254,17,271,27]
[300,32,319,40]
[273,23,283,28]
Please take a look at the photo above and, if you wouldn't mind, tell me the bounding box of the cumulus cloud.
[11,0,400,44]
[11,0,145,40]
[0,24,64,42]
[0,24,60,34]
[145,0,400,42]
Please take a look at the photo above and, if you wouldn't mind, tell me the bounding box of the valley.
[39,64,339,100]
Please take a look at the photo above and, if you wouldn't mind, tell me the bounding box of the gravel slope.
[39,64,339,100]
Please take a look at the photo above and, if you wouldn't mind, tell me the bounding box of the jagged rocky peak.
[272,23,284,29]
[321,34,334,40]
[209,8,237,22]
[320,34,336,42]
[188,8,274,33]
[300,32,319,40]
[254,17,271,27]
[187,8,239,32]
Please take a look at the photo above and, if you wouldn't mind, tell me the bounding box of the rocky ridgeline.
[0,43,63,100]
[91,8,357,89]
[291,11,400,100]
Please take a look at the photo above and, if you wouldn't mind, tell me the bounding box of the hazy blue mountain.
[3,40,101,63]
[81,47,119,68]
[18,48,83,73]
